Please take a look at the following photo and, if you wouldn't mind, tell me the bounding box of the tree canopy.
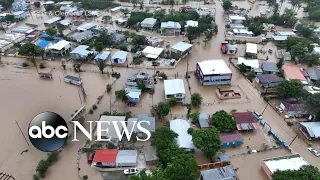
[164,154,200,180]
[272,165,320,180]
[191,93,203,107]
[130,170,166,180]
[222,0,233,11]
[306,93,320,117]
[81,0,119,10]
[4,14,14,22]
[295,21,316,38]
[127,12,153,26]
[275,80,305,99]
[0,0,14,9]
[34,1,40,8]
[150,102,170,120]
[18,43,44,57]
[189,128,221,158]
[45,28,57,36]
[211,110,236,132]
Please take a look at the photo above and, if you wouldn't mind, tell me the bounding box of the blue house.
[94,51,110,63]
[219,131,243,148]
[125,88,142,103]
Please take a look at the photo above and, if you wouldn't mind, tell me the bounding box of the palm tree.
[115,90,129,103]
[98,61,105,74]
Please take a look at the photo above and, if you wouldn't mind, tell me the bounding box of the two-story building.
[164,79,186,103]
[195,60,232,86]
[48,40,72,56]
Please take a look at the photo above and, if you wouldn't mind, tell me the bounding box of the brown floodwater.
[0,1,318,180]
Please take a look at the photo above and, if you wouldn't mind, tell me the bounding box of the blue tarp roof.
[53,36,63,40]
[40,34,50,38]
[37,40,51,49]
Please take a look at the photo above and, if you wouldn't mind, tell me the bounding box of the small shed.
[94,51,111,63]
[112,50,128,64]
[116,150,138,167]
[144,146,158,165]
[199,113,210,128]
[219,131,244,147]
[125,88,142,103]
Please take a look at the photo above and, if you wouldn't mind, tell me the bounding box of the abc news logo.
[28,112,151,152]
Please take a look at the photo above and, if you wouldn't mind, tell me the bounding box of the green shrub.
[106,84,112,92]
[22,62,29,67]
[89,109,94,114]
[159,72,168,80]
[39,63,46,69]
[47,151,59,165]
[286,121,294,127]
[36,159,50,178]
[83,175,88,180]
[92,104,98,110]
[33,174,40,180]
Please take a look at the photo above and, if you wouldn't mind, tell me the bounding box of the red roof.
[92,149,118,163]
[221,44,227,52]
[300,70,308,77]
[232,112,255,124]
[219,131,243,144]
[282,65,306,81]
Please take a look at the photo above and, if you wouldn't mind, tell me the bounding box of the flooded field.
[0,0,319,179]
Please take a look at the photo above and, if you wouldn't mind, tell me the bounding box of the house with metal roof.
[232,112,258,131]
[0,40,13,52]
[94,116,126,146]
[195,60,232,86]
[11,26,34,34]
[237,57,259,69]
[272,36,288,41]
[125,88,142,103]
[282,64,308,85]
[12,0,28,12]
[261,62,279,74]
[71,31,93,42]
[200,165,236,180]
[219,130,243,147]
[111,50,128,64]
[300,122,320,140]
[255,74,282,88]
[229,15,246,24]
[246,43,258,54]
[63,75,82,85]
[12,11,27,19]
[262,154,308,180]
[70,45,92,60]
[164,79,186,103]
[171,41,192,59]
[160,21,181,36]
[92,149,118,167]
[275,31,296,36]
[169,119,195,151]
[127,114,155,138]
[0,33,25,43]
[143,146,158,165]
[111,33,126,44]
[196,7,215,17]
[59,19,72,26]
[116,150,138,167]
[305,68,320,82]
[199,112,210,128]
[141,18,157,29]
[76,22,97,32]
[45,17,62,26]
[280,100,308,117]
[94,51,111,63]
[142,46,164,60]
[48,40,72,56]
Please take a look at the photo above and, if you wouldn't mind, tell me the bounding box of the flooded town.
[0,0,320,179]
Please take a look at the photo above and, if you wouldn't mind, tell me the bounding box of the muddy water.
[0,1,319,180]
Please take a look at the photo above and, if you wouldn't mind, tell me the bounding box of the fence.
[197,162,230,170]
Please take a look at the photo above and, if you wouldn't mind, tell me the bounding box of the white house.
[160,21,181,36]
[312,46,320,54]
[195,60,232,86]
[232,29,254,37]
[185,20,198,28]
[246,43,258,54]
[164,79,186,103]
[0,40,13,52]
[170,119,195,151]
[141,18,157,29]
[142,46,164,60]
[237,57,259,69]
[229,15,246,24]
[112,50,128,64]
[48,40,72,56]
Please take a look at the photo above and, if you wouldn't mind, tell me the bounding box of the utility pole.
[261,102,268,115]
[33,54,39,73]
[15,121,29,146]
[289,134,298,146]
